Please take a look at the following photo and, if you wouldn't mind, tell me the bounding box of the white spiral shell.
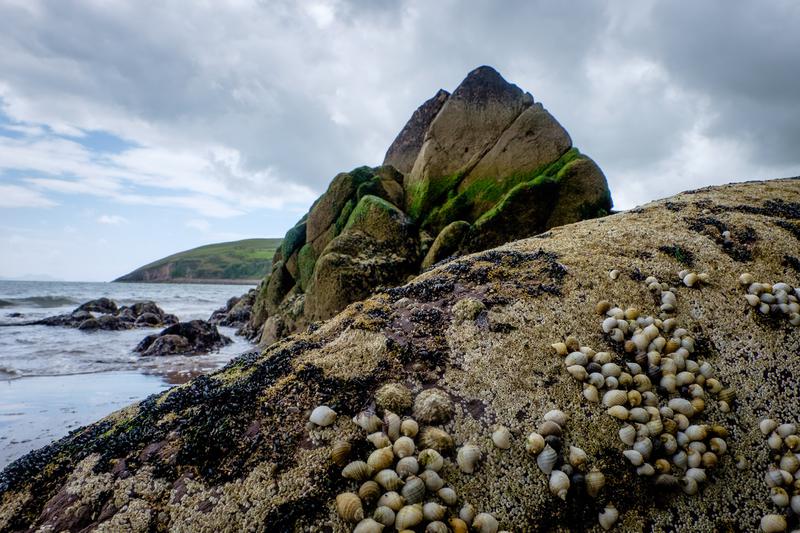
[492,426,512,449]
[585,468,606,498]
[598,504,618,530]
[549,470,570,500]
[457,443,482,474]
[537,444,558,474]
[525,432,545,455]
[420,470,445,492]
[367,446,395,472]
[353,518,384,533]
[336,492,364,523]
[395,504,424,530]
[473,513,499,533]
[309,405,337,426]
[418,448,444,472]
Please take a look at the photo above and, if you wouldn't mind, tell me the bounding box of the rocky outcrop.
[403,66,533,221]
[134,320,232,357]
[304,195,420,323]
[2,178,798,531]
[75,297,118,315]
[243,66,613,345]
[383,88,450,175]
[35,299,178,330]
[209,289,257,329]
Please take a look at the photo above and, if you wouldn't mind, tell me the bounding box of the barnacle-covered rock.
[3,179,800,532]
[412,388,453,425]
[375,382,414,414]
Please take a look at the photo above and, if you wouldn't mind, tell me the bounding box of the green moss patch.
[423,148,580,232]
[406,170,466,222]
[297,243,317,292]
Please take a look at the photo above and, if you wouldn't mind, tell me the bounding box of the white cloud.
[4,132,316,218]
[185,219,210,231]
[304,0,337,28]
[97,214,127,225]
[0,184,56,208]
[1,0,800,282]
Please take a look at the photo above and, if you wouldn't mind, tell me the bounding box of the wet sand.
[0,372,170,468]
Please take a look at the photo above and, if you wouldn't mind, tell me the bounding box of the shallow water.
[0,280,256,467]
[0,372,170,468]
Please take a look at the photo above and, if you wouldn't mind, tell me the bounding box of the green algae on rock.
[1,178,799,531]
[244,66,612,345]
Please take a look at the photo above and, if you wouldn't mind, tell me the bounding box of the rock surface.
[2,178,799,531]
[244,66,612,344]
[383,88,450,176]
[134,320,232,357]
[209,288,257,329]
[35,299,178,330]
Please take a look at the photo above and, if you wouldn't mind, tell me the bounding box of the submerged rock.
[2,178,798,531]
[35,299,177,330]
[75,297,118,315]
[134,320,232,356]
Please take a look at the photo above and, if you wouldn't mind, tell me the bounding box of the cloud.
[0,0,799,215]
[2,0,799,282]
[185,219,210,231]
[97,214,127,225]
[0,183,56,208]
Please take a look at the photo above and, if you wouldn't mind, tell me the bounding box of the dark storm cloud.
[0,0,798,210]
[619,1,800,166]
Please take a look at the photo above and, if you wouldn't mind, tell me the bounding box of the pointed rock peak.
[383,88,451,175]
[431,88,450,102]
[451,65,526,105]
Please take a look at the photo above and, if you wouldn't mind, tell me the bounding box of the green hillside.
[114,238,282,283]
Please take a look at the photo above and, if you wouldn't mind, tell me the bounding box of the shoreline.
[0,371,171,468]
[111,279,261,285]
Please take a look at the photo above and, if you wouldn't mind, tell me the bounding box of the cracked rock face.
[246,66,612,345]
[2,178,799,531]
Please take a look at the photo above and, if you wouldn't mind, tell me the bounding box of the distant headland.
[113,238,281,284]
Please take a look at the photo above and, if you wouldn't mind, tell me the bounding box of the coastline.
[110,279,261,285]
[0,371,170,468]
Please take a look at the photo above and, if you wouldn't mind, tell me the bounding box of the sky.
[1,0,799,282]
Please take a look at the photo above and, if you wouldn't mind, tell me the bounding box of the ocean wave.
[0,296,79,308]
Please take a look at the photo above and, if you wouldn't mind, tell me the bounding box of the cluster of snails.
[758,419,800,532]
[739,273,800,327]
[677,269,710,288]
[312,383,502,533]
[524,410,617,530]
[554,272,733,498]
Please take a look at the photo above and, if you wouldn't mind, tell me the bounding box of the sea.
[0,280,256,469]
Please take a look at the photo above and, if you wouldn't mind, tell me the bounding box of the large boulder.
[135,320,232,356]
[244,67,612,345]
[209,289,257,328]
[453,102,573,221]
[421,220,471,269]
[545,156,613,228]
[4,179,800,531]
[305,167,376,243]
[403,66,532,220]
[75,297,118,315]
[304,195,419,322]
